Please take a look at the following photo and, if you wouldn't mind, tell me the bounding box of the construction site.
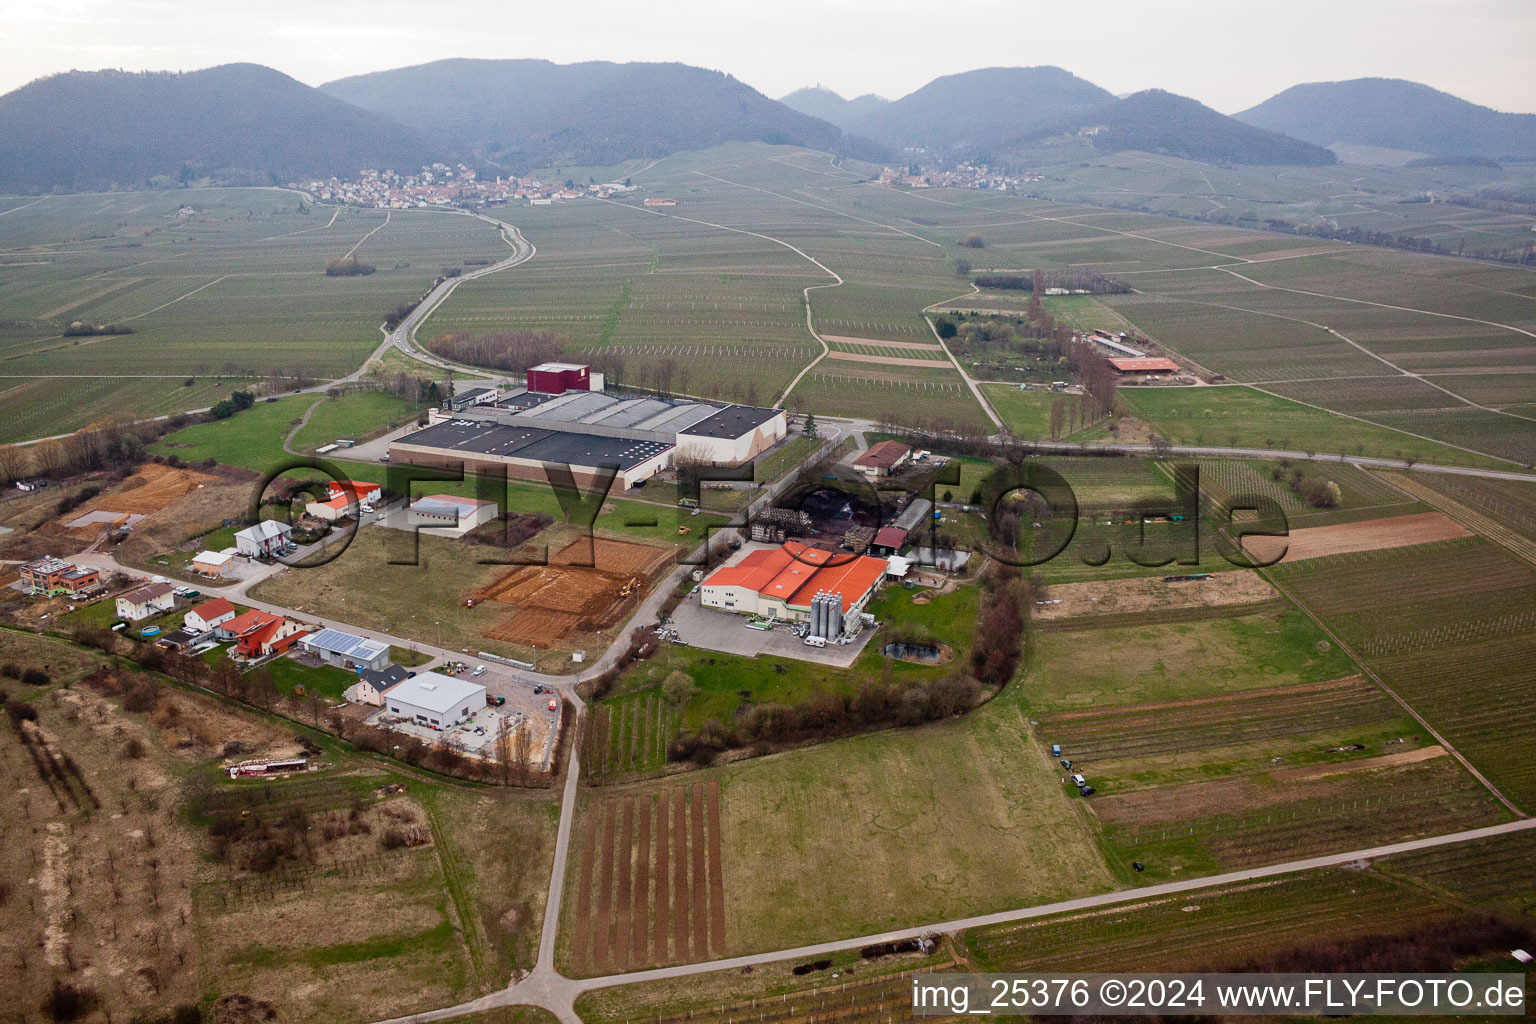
[472,537,673,648]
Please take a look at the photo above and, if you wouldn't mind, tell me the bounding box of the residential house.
[343,665,408,707]
[116,582,176,621]
[234,520,293,558]
[192,550,235,577]
[299,628,392,672]
[184,597,237,634]
[20,557,102,598]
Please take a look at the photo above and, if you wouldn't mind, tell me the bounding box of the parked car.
[359,503,375,514]
[547,699,558,712]
[1060,759,1073,770]
[486,695,505,707]
[1050,744,1062,758]
[1079,785,1095,797]
[1070,773,1087,787]
[472,665,486,677]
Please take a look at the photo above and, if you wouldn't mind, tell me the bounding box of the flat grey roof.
[638,403,721,433]
[680,404,780,439]
[386,671,486,715]
[396,420,672,471]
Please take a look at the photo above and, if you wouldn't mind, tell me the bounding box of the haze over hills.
[1236,78,1536,162]
[988,89,1338,167]
[778,86,889,128]
[321,59,890,170]
[841,66,1115,152]
[0,58,1524,194]
[0,64,446,193]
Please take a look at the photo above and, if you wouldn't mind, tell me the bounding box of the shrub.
[21,668,49,686]
[957,233,985,248]
[42,980,99,1022]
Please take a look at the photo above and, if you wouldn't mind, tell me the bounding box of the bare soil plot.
[1033,571,1277,622]
[1271,745,1446,781]
[566,781,726,974]
[78,462,220,518]
[1244,510,1469,564]
[476,538,669,648]
[553,536,672,575]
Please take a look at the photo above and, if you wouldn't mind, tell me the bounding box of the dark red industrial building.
[526,362,593,394]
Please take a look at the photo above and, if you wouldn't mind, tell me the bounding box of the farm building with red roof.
[1107,357,1179,374]
[698,541,888,624]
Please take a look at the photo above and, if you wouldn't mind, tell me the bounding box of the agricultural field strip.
[1258,561,1526,818]
[557,819,1536,995]
[852,184,1536,434]
[1377,472,1536,566]
[1208,266,1536,421]
[1037,677,1399,761]
[592,196,839,406]
[677,172,999,423]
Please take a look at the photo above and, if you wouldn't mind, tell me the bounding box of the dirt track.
[1244,510,1470,564]
[1271,745,1446,781]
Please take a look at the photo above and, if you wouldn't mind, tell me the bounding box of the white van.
[804,635,827,648]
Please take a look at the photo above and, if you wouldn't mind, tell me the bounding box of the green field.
[1119,385,1511,468]
[290,390,424,453]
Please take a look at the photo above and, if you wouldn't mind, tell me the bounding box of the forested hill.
[0,64,447,192]
[1237,78,1536,161]
[986,90,1339,166]
[322,59,891,170]
[841,66,1115,151]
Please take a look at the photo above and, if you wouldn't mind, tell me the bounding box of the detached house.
[116,582,176,621]
[184,597,237,634]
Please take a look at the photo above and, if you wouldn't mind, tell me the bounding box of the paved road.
[374,817,1536,1024]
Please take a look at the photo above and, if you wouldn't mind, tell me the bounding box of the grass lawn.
[264,655,359,700]
[151,395,310,473]
[391,645,433,667]
[291,391,424,453]
[1020,606,1358,712]
[1119,385,1510,469]
[754,434,821,483]
[982,383,1055,438]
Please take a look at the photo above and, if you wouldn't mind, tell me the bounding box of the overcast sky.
[3,0,1534,113]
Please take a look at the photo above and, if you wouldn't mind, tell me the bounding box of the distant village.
[290,158,1044,212]
[876,163,1043,191]
[288,162,647,210]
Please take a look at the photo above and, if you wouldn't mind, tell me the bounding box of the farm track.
[1377,472,1536,566]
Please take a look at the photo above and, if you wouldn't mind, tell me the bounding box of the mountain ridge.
[1236,78,1536,161]
[321,59,891,170]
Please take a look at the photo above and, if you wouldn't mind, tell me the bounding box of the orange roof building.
[699,541,888,622]
[1107,357,1179,374]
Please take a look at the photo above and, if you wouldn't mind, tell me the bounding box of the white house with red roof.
[185,597,237,634]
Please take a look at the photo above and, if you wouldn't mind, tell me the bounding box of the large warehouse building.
[382,671,486,730]
[698,541,888,626]
[391,363,788,490]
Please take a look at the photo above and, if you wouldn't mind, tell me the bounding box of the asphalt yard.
[666,592,873,667]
